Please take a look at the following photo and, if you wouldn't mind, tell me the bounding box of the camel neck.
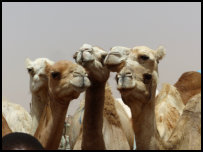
[34,96,70,150]
[82,81,106,150]
[123,84,160,150]
[30,88,48,134]
[131,99,158,150]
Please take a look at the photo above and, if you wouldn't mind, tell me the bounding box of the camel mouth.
[70,76,91,93]
[117,87,134,94]
[71,83,90,93]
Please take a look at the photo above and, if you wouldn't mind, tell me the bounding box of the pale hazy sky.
[2,2,201,115]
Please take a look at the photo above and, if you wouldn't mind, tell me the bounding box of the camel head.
[73,43,109,82]
[45,60,91,103]
[113,46,165,106]
[104,45,165,73]
[25,58,54,93]
[116,60,159,104]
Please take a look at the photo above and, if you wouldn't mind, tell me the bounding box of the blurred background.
[2,2,201,116]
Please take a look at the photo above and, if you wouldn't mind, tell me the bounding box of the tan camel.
[117,60,200,149]
[25,58,55,134]
[155,83,185,142]
[158,93,201,150]
[106,53,201,149]
[2,114,12,137]
[155,71,201,142]
[104,45,185,142]
[34,60,90,150]
[72,44,134,150]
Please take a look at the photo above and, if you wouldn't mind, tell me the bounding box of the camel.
[34,60,91,150]
[104,45,185,142]
[104,47,201,149]
[26,58,75,149]
[2,58,54,135]
[158,92,201,150]
[2,98,32,134]
[72,44,134,150]
[25,58,54,134]
[155,71,201,142]
[2,114,12,137]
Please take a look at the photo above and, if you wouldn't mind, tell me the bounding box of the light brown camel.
[104,45,185,142]
[155,71,201,141]
[25,58,55,134]
[107,55,201,149]
[117,60,200,149]
[34,60,90,150]
[158,92,201,150]
[72,44,134,150]
[155,83,185,142]
[2,114,12,137]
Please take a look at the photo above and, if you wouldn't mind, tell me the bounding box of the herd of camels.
[2,44,201,150]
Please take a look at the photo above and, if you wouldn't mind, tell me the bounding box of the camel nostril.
[125,72,133,78]
[143,73,152,84]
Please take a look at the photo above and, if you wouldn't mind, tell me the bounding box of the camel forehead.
[125,60,152,73]
[31,58,54,74]
[131,46,156,59]
[51,60,76,72]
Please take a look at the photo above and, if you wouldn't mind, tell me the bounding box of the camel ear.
[25,58,32,68]
[155,46,166,63]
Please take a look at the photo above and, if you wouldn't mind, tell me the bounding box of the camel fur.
[34,60,90,150]
[72,44,134,150]
[2,114,12,137]
[105,45,201,149]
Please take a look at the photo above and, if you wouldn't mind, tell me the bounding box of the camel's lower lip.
[117,87,134,93]
[73,85,88,92]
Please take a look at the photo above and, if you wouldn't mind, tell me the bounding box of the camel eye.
[143,73,152,84]
[51,71,61,79]
[27,68,33,73]
[27,68,35,76]
[140,55,149,60]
